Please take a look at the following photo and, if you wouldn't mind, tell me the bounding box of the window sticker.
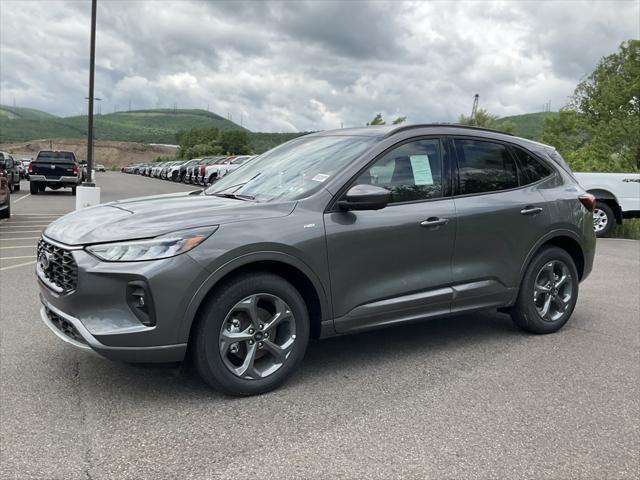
[312,173,330,182]
[409,155,433,185]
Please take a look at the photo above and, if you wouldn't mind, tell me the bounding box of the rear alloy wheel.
[193,273,309,395]
[592,201,614,238]
[511,246,578,334]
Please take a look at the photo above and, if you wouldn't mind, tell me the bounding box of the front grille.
[45,307,87,345]
[37,238,78,293]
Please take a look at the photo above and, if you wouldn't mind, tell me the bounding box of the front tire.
[593,201,614,237]
[511,246,579,334]
[193,272,310,396]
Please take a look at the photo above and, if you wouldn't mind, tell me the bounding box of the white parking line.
[0,231,43,234]
[0,255,36,260]
[0,237,40,241]
[0,260,36,272]
[11,214,61,217]
[13,194,31,203]
[0,246,36,249]
[0,225,48,229]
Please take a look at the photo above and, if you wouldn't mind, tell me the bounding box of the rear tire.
[193,272,310,396]
[71,186,77,196]
[29,182,38,195]
[14,182,20,192]
[511,246,579,334]
[593,201,614,238]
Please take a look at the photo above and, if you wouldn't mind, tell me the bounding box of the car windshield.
[205,135,377,202]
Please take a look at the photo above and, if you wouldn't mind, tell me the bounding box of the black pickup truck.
[29,150,82,195]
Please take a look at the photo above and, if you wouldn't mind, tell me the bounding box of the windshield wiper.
[211,192,255,201]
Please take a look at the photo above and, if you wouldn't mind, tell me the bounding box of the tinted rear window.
[36,151,75,163]
[454,139,519,194]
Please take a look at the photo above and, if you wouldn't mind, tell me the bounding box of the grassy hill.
[0,108,246,144]
[496,112,557,140]
[0,105,59,120]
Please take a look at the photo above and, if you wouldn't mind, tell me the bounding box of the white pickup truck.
[574,172,640,237]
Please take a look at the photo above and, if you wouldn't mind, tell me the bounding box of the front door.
[324,137,456,333]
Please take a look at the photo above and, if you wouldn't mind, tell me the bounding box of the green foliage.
[219,130,251,155]
[495,112,557,140]
[176,127,250,159]
[458,108,515,133]
[541,40,639,172]
[366,114,407,126]
[612,218,640,240]
[248,132,309,153]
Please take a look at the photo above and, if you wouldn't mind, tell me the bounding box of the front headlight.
[85,226,218,262]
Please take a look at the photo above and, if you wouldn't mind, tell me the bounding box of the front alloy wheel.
[193,272,309,395]
[219,294,297,379]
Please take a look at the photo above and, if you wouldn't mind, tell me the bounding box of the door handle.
[420,217,449,228]
[520,206,543,216]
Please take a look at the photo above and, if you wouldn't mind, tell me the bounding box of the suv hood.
[45,191,296,246]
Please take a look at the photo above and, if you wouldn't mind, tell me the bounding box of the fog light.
[127,281,155,327]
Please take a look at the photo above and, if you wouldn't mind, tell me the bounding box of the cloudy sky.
[1,0,638,132]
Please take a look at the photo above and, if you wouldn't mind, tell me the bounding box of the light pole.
[85,0,97,186]
[77,0,101,209]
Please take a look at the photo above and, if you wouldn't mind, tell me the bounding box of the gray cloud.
[1,0,637,131]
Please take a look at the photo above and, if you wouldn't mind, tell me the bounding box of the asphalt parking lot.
[1,172,639,479]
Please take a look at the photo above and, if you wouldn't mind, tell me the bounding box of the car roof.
[308,124,554,151]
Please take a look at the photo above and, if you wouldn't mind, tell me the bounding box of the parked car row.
[121,155,256,186]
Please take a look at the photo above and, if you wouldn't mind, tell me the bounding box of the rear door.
[450,137,550,312]
[324,137,456,333]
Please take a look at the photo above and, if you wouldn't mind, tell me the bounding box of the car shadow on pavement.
[64,309,521,401]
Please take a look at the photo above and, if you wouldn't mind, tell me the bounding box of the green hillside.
[0,105,59,120]
[496,112,558,140]
[0,108,246,144]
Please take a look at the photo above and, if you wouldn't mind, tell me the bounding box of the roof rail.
[386,123,515,137]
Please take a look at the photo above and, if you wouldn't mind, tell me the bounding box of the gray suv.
[37,125,596,395]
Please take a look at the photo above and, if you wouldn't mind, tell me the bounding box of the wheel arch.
[180,252,331,344]
[515,231,586,302]
[587,188,622,221]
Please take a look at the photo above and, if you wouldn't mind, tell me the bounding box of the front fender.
[177,250,331,343]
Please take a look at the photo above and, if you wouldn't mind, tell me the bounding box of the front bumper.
[40,299,186,362]
[37,237,210,363]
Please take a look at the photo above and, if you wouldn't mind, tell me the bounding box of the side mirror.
[338,184,391,211]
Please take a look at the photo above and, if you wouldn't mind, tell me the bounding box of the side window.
[454,139,518,195]
[353,139,442,203]
[512,147,552,184]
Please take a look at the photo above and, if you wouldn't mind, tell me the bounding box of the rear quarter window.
[512,147,552,184]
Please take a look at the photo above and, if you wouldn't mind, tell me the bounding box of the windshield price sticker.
[312,173,330,182]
